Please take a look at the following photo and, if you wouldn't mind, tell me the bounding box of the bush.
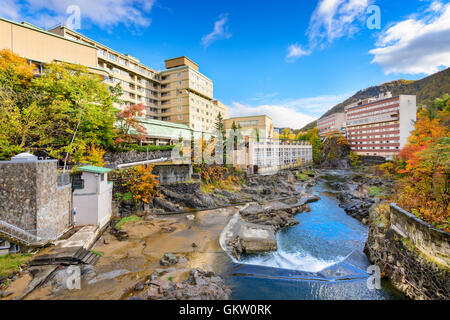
[349,151,361,167]
[296,173,309,181]
[122,165,159,204]
[368,186,382,198]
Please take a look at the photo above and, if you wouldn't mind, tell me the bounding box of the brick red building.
[345,93,417,159]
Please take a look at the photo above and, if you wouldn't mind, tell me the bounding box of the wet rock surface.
[328,173,392,224]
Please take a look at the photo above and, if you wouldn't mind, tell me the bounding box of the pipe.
[116,157,169,169]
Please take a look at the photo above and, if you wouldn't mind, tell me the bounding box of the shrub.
[368,186,382,198]
[80,143,106,167]
[349,151,361,167]
[296,173,309,181]
[122,165,159,204]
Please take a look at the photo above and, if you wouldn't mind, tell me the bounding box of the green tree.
[31,62,119,163]
[215,112,227,164]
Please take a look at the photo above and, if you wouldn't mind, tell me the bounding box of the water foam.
[240,249,347,273]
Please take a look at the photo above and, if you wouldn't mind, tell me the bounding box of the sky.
[1,0,450,129]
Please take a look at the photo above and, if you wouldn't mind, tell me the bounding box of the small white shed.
[73,166,113,229]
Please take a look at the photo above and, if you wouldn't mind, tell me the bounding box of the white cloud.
[285,43,311,62]
[286,0,372,62]
[0,0,21,20]
[308,0,372,46]
[201,14,231,48]
[8,0,155,29]
[370,2,450,75]
[229,93,350,129]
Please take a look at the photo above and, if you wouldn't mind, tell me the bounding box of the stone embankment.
[365,204,450,300]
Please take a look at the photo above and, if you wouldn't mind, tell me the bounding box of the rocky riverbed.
[320,171,394,224]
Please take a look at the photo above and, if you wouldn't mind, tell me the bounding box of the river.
[220,170,406,300]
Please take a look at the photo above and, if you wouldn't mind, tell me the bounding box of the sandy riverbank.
[3,207,239,300]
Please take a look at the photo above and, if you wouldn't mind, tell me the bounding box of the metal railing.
[0,220,56,247]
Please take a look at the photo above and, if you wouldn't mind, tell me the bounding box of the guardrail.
[0,220,56,247]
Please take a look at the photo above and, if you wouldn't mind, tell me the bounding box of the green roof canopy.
[78,166,112,174]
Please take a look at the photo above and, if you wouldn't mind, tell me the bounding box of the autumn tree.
[392,94,450,229]
[80,143,107,167]
[115,103,147,145]
[0,50,120,162]
[123,165,159,203]
[0,49,42,159]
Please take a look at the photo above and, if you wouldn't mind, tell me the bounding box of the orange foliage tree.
[392,95,450,230]
[80,143,106,167]
[123,165,159,203]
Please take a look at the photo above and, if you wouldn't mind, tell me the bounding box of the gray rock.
[160,253,179,266]
[135,282,145,292]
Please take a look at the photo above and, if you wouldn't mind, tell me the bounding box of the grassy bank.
[0,254,32,277]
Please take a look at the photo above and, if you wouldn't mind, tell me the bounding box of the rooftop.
[78,166,112,174]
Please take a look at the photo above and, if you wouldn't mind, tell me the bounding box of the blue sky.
[2,0,450,128]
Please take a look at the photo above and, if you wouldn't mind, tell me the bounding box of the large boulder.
[238,222,277,253]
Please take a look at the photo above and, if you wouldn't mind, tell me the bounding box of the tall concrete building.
[160,56,228,131]
[0,17,228,133]
[317,112,346,137]
[345,92,417,159]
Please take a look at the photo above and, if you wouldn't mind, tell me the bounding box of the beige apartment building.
[159,56,228,130]
[0,17,228,134]
[225,115,274,140]
[0,17,107,77]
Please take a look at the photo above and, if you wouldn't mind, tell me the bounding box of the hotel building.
[159,56,228,131]
[225,115,274,140]
[345,92,417,159]
[317,112,346,137]
[0,17,228,133]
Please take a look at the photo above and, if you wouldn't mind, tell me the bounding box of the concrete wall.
[0,160,72,239]
[0,162,39,230]
[390,203,450,268]
[152,164,193,185]
[36,184,72,238]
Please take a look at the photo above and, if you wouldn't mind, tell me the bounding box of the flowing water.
[220,170,406,300]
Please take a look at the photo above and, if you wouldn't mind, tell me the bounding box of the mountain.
[300,67,450,131]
